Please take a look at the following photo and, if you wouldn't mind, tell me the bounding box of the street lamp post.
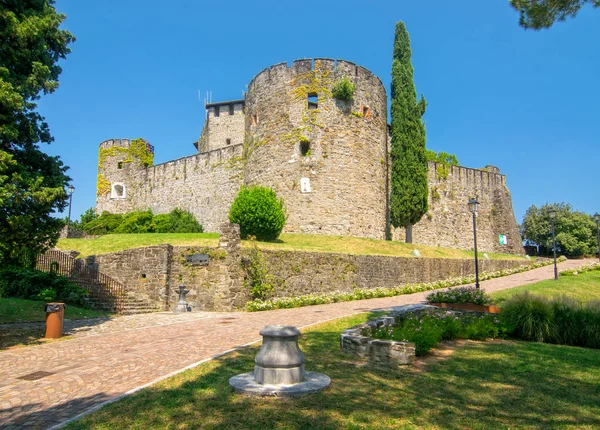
[594,213,600,263]
[67,185,75,226]
[468,197,480,290]
[549,208,558,280]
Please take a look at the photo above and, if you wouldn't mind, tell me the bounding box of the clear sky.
[41,0,599,224]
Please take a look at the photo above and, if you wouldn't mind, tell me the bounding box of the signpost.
[185,254,209,266]
[499,234,507,245]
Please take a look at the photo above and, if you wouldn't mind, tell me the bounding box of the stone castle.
[96,58,523,255]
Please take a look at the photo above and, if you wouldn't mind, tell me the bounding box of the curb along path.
[0,259,585,429]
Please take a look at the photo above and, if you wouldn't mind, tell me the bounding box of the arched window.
[111,183,126,199]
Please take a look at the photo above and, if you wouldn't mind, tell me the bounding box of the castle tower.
[96,138,154,214]
[195,100,245,153]
[243,58,389,239]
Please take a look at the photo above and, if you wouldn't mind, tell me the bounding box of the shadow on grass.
[65,313,600,429]
[0,317,113,350]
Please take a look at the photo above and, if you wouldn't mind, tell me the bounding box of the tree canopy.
[510,0,599,29]
[389,21,428,243]
[0,0,75,264]
[521,203,598,257]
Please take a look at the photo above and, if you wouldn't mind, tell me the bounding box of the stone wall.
[260,250,530,298]
[392,162,524,255]
[244,59,389,238]
[202,101,245,152]
[97,140,243,233]
[86,224,246,311]
[85,240,531,312]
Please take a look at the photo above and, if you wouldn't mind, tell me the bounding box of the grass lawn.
[67,314,600,429]
[0,298,111,350]
[57,232,527,260]
[0,297,111,324]
[491,268,600,305]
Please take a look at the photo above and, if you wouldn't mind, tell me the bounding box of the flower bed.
[361,307,506,356]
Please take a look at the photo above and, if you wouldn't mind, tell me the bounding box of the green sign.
[499,234,507,245]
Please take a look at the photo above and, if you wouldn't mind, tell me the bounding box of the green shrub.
[581,301,600,349]
[241,246,275,300]
[229,186,286,241]
[365,309,505,356]
[426,286,492,305]
[331,76,356,101]
[500,293,555,342]
[83,212,124,234]
[0,267,88,305]
[114,209,154,233]
[153,209,203,233]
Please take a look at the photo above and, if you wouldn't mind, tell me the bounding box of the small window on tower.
[214,106,220,117]
[229,104,234,115]
[362,105,370,118]
[300,140,310,156]
[226,138,231,145]
[117,162,123,169]
[307,93,318,110]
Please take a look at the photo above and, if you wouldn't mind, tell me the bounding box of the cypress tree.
[389,21,428,243]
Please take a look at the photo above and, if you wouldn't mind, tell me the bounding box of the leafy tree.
[390,21,428,243]
[229,186,286,241]
[510,0,598,29]
[425,150,459,166]
[114,209,154,234]
[521,203,598,257]
[0,1,75,265]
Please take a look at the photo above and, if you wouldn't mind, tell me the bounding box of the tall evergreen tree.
[389,21,427,243]
[0,1,75,265]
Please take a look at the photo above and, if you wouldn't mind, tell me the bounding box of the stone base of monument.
[229,371,330,397]
[229,325,331,397]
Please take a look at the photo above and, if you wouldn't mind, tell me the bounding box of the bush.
[501,293,600,348]
[500,293,554,342]
[0,267,88,305]
[153,209,203,233]
[83,212,124,234]
[426,286,492,305]
[113,209,154,233]
[331,76,356,101]
[229,186,286,241]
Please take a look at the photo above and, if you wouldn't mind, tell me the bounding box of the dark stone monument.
[173,285,190,313]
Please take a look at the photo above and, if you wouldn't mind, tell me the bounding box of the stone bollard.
[173,285,190,313]
[229,325,331,397]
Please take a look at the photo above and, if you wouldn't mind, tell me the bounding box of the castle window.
[229,104,234,115]
[251,114,258,126]
[226,138,231,145]
[362,105,370,118]
[111,183,126,199]
[214,106,220,117]
[117,162,123,169]
[307,93,318,110]
[300,140,310,157]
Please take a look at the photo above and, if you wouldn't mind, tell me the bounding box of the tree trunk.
[405,224,413,243]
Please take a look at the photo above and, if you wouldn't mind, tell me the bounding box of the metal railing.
[35,250,126,313]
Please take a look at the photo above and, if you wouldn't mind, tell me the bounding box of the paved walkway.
[0,259,587,429]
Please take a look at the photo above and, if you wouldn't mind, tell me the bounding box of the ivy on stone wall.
[98,138,154,170]
[241,245,276,300]
[290,60,332,103]
[96,174,110,196]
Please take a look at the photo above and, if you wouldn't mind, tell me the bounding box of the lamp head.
[67,185,75,195]
[548,209,557,219]
[594,213,600,223]
[468,197,479,214]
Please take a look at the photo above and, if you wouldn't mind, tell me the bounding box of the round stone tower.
[96,138,154,214]
[243,59,389,239]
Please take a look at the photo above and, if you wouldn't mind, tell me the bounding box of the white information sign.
[300,177,311,193]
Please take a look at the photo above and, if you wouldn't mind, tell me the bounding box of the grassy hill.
[56,233,527,260]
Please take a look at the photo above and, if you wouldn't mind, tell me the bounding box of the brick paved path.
[0,259,587,429]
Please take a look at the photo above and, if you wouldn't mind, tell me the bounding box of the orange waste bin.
[45,302,65,339]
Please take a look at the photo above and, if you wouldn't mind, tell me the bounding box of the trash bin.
[45,302,65,339]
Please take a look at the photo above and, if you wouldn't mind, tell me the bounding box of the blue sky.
[41,0,599,223]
